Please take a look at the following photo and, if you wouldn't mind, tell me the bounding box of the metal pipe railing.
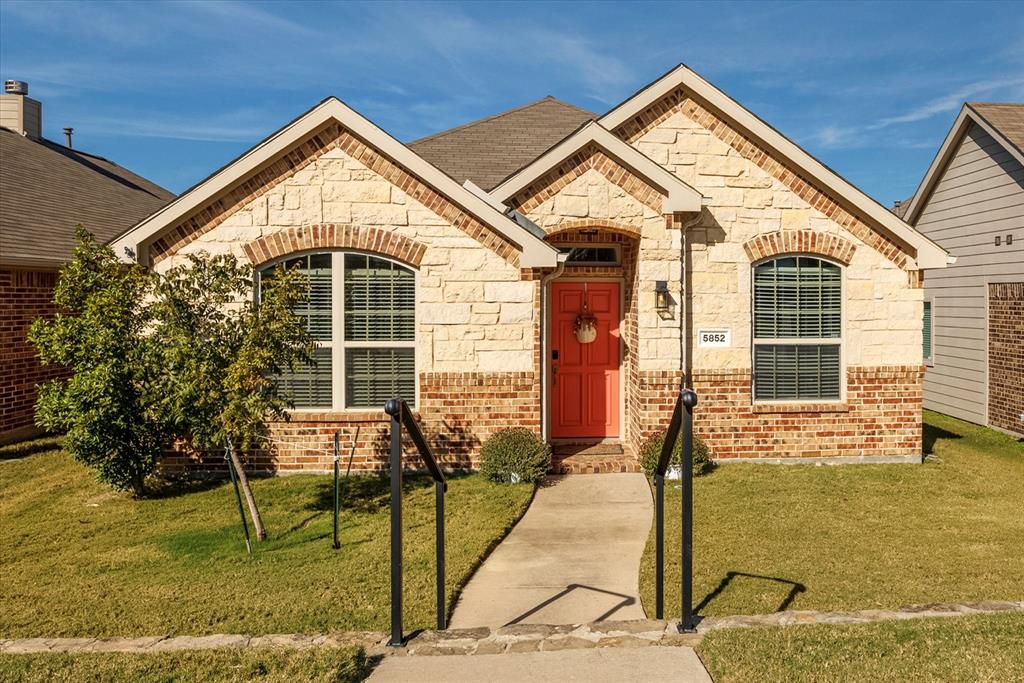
[653,388,698,632]
[384,398,447,647]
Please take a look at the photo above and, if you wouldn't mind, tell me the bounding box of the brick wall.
[0,268,65,444]
[158,371,541,473]
[988,283,1024,436]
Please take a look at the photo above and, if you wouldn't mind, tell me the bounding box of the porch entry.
[550,281,621,439]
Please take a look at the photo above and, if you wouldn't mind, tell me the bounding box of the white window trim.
[260,249,418,411]
[750,255,846,404]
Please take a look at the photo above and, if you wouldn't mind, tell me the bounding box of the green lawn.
[642,411,1024,618]
[0,440,534,638]
[698,612,1024,682]
[0,647,368,683]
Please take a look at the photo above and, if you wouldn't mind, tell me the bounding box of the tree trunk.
[227,440,267,541]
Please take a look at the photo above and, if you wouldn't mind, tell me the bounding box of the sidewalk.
[449,474,653,628]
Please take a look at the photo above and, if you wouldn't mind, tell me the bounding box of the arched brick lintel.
[743,230,857,266]
[242,224,427,268]
[545,219,642,240]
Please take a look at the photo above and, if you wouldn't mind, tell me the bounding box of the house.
[111,65,950,473]
[0,80,174,444]
[901,103,1023,437]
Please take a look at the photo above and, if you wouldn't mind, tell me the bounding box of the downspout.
[540,253,569,442]
[678,210,704,391]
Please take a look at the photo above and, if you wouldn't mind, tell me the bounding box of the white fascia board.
[463,179,509,212]
[904,105,1024,228]
[600,65,950,269]
[111,98,558,268]
[492,121,703,213]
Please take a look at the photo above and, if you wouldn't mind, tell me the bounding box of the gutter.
[539,252,569,442]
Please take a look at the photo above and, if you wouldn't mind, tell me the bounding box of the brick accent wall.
[159,371,540,473]
[694,366,922,459]
[150,122,520,267]
[243,224,427,267]
[988,283,1024,436]
[743,229,857,265]
[0,268,65,443]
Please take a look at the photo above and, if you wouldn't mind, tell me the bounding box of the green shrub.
[480,428,551,484]
[640,430,712,479]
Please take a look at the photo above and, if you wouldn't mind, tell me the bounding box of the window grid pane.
[754,344,841,401]
[278,346,333,408]
[923,301,932,360]
[344,254,415,342]
[345,347,415,408]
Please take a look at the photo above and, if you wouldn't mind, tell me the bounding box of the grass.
[641,411,1024,618]
[697,612,1024,682]
[0,440,534,638]
[0,646,369,683]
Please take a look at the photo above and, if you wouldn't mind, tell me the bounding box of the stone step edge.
[2,600,1021,656]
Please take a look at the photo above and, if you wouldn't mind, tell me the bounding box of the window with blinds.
[922,300,932,361]
[258,251,416,410]
[753,256,842,401]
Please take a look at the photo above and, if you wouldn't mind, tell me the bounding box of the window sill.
[276,409,399,423]
[753,402,850,414]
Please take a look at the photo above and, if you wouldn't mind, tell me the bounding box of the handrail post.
[385,399,404,647]
[333,431,341,550]
[680,388,698,633]
[436,479,446,630]
[654,472,664,619]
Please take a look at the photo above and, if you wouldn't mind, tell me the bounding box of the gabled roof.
[0,127,174,268]
[903,102,1024,225]
[111,98,560,269]
[409,96,595,191]
[599,64,951,269]
[491,121,703,213]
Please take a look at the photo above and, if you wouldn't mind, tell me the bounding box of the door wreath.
[573,284,598,344]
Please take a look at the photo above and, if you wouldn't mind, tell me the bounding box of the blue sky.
[2,1,1022,205]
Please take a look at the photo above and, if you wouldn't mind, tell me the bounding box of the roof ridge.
[966,101,1024,106]
[409,96,593,145]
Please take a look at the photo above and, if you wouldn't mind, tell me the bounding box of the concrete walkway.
[450,473,653,628]
[367,646,712,682]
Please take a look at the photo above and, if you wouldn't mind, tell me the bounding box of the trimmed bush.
[480,428,551,484]
[640,430,712,479]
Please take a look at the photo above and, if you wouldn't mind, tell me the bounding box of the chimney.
[1,80,42,138]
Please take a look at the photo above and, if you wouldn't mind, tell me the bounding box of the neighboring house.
[901,103,1024,436]
[0,81,174,444]
[111,64,949,474]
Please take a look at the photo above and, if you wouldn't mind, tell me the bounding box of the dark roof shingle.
[409,96,595,190]
[968,102,1024,157]
[0,128,174,267]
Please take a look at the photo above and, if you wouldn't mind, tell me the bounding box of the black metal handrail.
[384,398,447,647]
[654,387,698,632]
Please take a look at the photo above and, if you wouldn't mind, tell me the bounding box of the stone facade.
[154,86,930,472]
[988,283,1024,436]
[0,268,65,444]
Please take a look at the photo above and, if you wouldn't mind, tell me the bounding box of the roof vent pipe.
[64,127,73,149]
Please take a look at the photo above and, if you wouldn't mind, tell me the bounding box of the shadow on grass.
[0,435,63,460]
[305,472,477,514]
[696,571,807,615]
[145,476,227,500]
[923,422,962,456]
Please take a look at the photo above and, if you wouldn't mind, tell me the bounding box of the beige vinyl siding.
[916,123,1024,426]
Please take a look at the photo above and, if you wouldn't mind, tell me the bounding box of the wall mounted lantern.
[655,280,674,319]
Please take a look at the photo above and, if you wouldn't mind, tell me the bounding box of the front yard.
[642,411,1024,618]
[0,440,534,638]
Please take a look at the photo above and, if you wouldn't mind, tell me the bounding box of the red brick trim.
[988,282,1024,435]
[614,91,912,271]
[752,402,850,414]
[509,144,665,215]
[743,230,857,265]
[242,224,427,268]
[546,219,642,240]
[150,121,519,267]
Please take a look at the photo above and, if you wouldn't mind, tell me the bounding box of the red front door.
[550,282,621,439]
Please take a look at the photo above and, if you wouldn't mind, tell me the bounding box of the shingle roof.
[0,128,174,267]
[968,102,1024,157]
[409,96,595,190]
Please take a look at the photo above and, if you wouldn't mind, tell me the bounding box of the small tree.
[150,253,313,540]
[29,227,164,497]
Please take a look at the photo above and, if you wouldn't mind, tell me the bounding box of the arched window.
[258,252,415,409]
[753,256,841,401]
